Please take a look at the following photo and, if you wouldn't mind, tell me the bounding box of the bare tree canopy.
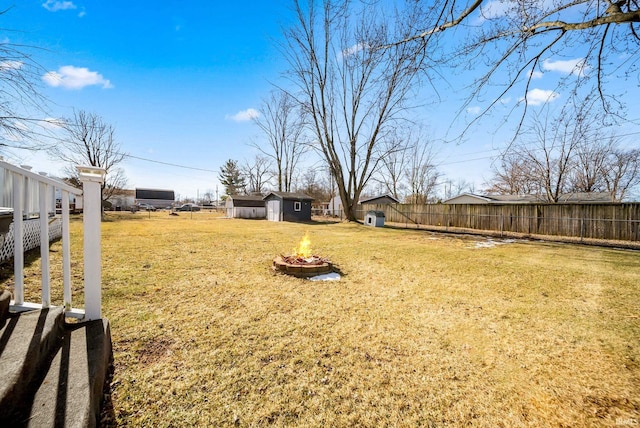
[242,155,273,194]
[404,141,442,204]
[283,0,427,220]
[486,101,640,201]
[52,110,127,204]
[374,127,442,203]
[393,0,640,135]
[0,14,49,152]
[252,90,306,192]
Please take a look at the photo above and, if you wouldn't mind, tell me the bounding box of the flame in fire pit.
[274,232,333,277]
[294,233,312,258]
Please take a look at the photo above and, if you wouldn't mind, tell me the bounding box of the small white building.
[225,195,266,219]
[364,210,385,227]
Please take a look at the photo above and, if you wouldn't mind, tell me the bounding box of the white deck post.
[12,171,24,305]
[61,190,72,312]
[39,180,51,307]
[77,166,105,320]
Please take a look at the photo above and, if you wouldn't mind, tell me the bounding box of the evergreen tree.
[218,159,246,196]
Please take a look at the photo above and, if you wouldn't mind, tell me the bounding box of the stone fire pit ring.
[273,255,333,278]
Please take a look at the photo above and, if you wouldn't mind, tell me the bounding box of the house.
[263,192,314,222]
[444,192,615,204]
[359,194,400,205]
[312,200,330,215]
[106,189,135,211]
[327,195,343,216]
[327,193,399,216]
[225,195,266,219]
[135,188,175,209]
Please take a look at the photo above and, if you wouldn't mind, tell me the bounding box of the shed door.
[267,200,280,222]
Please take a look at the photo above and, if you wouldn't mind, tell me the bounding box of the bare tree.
[570,135,613,193]
[390,0,640,136]
[374,131,411,201]
[252,90,306,192]
[512,105,591,202]
[452,178,475,196]
[283,0,427,221]
[485,101,640,201]
[601,147,640,201]
[51,110,128,207]
[296,167,332,202]
[0,20,50,153]
[242,155,273,194]
[404,142,441,204]
[485,152,541,195]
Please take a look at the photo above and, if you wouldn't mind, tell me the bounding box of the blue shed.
[264,192,314,222]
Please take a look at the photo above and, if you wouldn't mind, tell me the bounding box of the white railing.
[0,159,105,321]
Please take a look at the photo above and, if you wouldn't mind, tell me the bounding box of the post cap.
[76,166,106,184]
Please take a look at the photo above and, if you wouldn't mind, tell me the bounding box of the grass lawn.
[3,211,640,426]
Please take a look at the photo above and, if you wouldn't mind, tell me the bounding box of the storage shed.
[263,192,314,222]
[225,195,266,219]
[364,210,385,227]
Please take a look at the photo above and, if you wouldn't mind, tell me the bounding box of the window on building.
[294,201,301,211]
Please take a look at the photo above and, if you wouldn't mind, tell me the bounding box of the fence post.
[39,179,51,308]
[12,171,24,305]
[77,166,106,321]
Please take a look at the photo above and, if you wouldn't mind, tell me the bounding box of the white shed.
[225,195,266,219]
[364,210,385,227]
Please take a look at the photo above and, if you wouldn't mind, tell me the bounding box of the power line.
[437,129,640,167]
[125,154,218,173]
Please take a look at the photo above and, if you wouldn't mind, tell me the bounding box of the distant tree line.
[485,102,640,202]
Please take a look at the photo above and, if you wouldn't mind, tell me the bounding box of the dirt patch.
[137,337,174,365]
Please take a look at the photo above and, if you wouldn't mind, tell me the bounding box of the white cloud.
[0,60,23,71]
[341,42,368,59]
[520,88,560,106]
[226,108,259,122]
[542,58,589,76]
[475,0,512,23]
[467,106,482,115]
[528,69,544,79]
[42,1,77,12]
[42,65,113,90]
[41,117,66,130]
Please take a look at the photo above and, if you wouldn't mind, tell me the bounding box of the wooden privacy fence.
[357,203,640,242]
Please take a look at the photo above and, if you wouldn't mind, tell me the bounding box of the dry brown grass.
[2,211,639,426]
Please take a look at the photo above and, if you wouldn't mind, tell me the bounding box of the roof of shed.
[228,195,266,207]
[263,192,314,201]
[360,194,400,204]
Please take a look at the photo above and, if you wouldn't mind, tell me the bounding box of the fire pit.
[273,233,334,278]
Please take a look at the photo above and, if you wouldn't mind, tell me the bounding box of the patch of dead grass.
[2,211,639,426]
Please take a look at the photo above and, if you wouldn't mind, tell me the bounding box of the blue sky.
[6,1,290,199]
[4,0,640,200]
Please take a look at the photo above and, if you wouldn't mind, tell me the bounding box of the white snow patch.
[308,272,341,281]
[471,238,517,249]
